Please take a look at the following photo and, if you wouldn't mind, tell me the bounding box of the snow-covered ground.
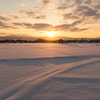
[0,43,100,100]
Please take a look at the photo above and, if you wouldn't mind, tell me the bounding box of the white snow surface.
[0,43,100,100]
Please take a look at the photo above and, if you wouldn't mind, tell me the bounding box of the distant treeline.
[0,38,100,43]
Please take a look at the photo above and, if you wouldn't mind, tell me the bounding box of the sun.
[46,31,54,37]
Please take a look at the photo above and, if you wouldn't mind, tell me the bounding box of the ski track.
[0,57,100,100]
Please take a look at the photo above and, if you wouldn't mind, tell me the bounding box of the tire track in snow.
[0,58,100,100]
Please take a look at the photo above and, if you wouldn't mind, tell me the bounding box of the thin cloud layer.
[0,21,15,29]
[12,21,87,32]
[38,0,52,5]
[13,22,52,31]
[16,6,46,20]
[0,16,11,22]
[93,0,100,1]
[55,20,87,32]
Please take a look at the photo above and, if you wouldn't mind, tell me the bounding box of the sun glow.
[46,31,54,37]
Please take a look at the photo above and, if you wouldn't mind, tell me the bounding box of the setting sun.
[46,31,54,37]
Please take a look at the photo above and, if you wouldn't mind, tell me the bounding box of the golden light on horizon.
[46,31,54,37]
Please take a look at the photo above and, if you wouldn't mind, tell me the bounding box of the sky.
[0,0,100,38]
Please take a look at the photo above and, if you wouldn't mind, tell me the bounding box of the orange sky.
[0,0,100,38]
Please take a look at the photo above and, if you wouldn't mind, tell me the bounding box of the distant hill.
[0,35,37,40]
[0,35,73,40]
[39,36,73,40]
[0,35,100,40]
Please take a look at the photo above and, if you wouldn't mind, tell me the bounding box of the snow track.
[0,57,100,100]
[0,43,100,100]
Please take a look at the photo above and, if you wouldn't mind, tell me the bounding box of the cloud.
[13,22,23,26]
[32,23,52,30]
[0,32,10,36]
[74,5,100,20]
[74,5,90,12]
[0,16,11,22]
[73,5,99,17]
[9,15,19,19]
[4,15,19,19]
[0,21,15,29]
[38,0,52,5]
[62,13,80,20]
[74,0,84,5]
[17,10,36,17]
[83,0,92,5]
[60,0,84,6]
[61,4,100,25]
[13,21,87,32]
[19,4,26,7]
[57,6,68,11]
[93,0,100,1]
[54,20,87,32]
[95,4,100,9]
[57,3,69,11]
[31,6,46,13]
[13,0,100,32]
[57,1,75,11]
[71,27,87,32]
[35,15,46,19]
[16,10,26,13]
[81,9,98,17]
[25,11,36,17]
[71,20,82,26]
[16,7,46,20]
[55,24,87,32]
[13,22,52,31]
